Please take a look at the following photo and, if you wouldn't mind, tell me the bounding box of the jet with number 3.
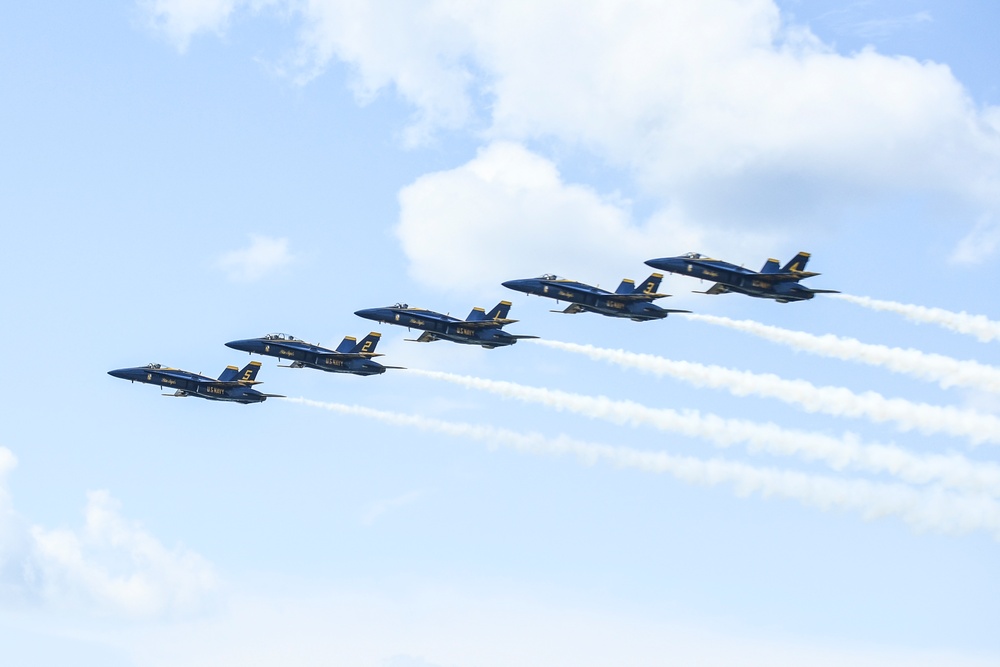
[108,361,283,403]
[225,332,402,376]
[644,251,839,303]
[501,272,690,321]
[354,301,537,348]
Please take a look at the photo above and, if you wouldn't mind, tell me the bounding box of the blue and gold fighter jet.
[108,361,283,403]
[502,273,690,321]
[355,301,537,348]
[644,251,839,303]
[225,332,401,376]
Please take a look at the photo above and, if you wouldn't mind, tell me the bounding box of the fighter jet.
[355,301,537,348]
[225,332,401,376]
[502,273,690,322]
[108,361,282,403]
[644,251,839,303]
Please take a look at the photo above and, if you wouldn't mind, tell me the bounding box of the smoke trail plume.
[683,313,1000,394]
[405,369,1000,496]
[531,339,1000,446]
[282,397,1000,538]
[832,294,1000,343]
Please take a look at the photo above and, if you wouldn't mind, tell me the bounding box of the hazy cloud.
[215,234,294,283]
[0,447,216,618]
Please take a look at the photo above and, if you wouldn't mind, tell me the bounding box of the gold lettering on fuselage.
[279,349,294,356]
[752,280,772,288]
[324,359,344,367]
[457,327,475,336]
[702,270,719,277]
[608,301,624,309]
[207,386,225,395]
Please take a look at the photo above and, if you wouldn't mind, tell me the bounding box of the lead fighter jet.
[644,251,839,303]
[108,361,282,403]
[225,332,401,376]
[502,272,690,321]
[355,301,537,348]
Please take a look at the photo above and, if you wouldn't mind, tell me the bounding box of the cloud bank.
[144,0,1000,260]
[0,447,217,618]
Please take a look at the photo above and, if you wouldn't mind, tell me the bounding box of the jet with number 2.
[108,361,283,403]
[225,332,401,376]
[644,251,839,303]
[501,272,690,322]
[354,301,537,348]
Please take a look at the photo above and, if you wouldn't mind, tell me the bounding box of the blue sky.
[2,1,999,665]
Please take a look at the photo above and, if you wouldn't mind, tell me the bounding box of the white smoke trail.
[832,293,1000,343]
[405,369,1000,497]
[282,396,1000,538]
[683,313,1000,394]
[531,339,1000,446]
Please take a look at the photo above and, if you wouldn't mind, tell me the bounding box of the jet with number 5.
[501,272,690,321]
[108,361,283,403]
[644,251,839,303]
[354,301,537,348]
[225,332,402,376]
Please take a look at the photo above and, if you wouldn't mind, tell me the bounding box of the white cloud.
[215,234,294,283]
[142,0,1000,257]
[141,0,243,52]
[0,447,217,618]
[396,141,778,293]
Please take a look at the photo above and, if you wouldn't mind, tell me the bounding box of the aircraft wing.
[694,283,729,295]
[551,304,588,314]
[458,318,519,328]
[609,292,672,301]
[317,352,386,360]
[406,332,441,343]
[770,271,820,282]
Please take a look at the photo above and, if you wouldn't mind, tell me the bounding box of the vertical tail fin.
[218,365,240,381]
[466,306,488,321]
[760,258,781,274]
[485,301,513,320]
[352,332,381,355]
[615,278,636,294]
[335,336,357,353]
[781,252,811,273]
[236,361,262,383]
[634,273,663,295]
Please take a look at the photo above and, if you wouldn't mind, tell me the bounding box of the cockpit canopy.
[144,363,162,369]
[264,333,301,341]
[391,303,409,309]
[538,274,562,280]
[682,252,703,259]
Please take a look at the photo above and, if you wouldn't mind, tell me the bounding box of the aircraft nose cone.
[225,339,259,353]
[645,257,679,271]
[354,308,380,320]
[501,279,528,291]
[108,368,138,380]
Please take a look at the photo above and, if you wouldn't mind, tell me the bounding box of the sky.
[2,1,999,665]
